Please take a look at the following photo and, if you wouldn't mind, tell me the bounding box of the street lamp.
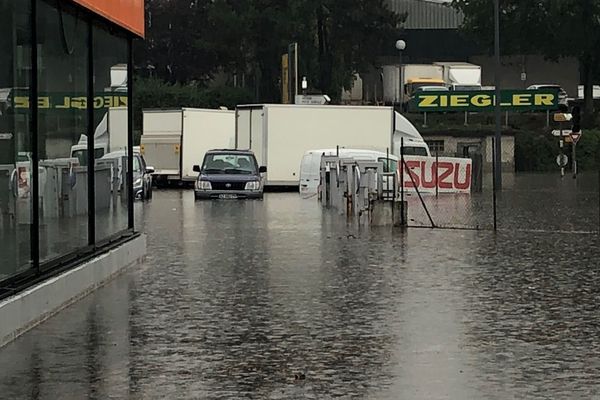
[396,40,406,109]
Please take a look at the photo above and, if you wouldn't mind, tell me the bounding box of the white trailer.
[70,107,128,162]
[383,64,445,104]
[140,108,235,184]
[434,62,482,90]
[235,104,429,187]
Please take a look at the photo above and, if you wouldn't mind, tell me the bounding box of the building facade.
[0,1,144,296]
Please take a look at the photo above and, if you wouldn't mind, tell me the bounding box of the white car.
[527,84,568,107]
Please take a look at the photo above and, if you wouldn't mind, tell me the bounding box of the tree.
[137,0,403,102]
[452,0,600,119]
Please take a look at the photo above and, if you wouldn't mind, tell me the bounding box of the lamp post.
[396,40,406,110]
[493,0,502,190]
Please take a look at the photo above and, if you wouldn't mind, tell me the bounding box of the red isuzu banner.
[72,0,144,37]
[400,156,473,194]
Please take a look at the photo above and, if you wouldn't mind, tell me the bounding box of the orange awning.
[72,0,144,37]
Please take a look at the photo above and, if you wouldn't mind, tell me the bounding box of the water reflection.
[1,187,599,399]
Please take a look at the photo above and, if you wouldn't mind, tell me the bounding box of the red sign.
[72,0,145,37]
[570,133,582,144]
[399,156,473,194]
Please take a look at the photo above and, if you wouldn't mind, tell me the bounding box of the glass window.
[93,22,129,242]
[0,0,33,280]
[202,154,257,174]
[426,140,445,154]
[37,0,89,263]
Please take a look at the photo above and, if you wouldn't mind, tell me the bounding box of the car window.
[133,156,142,173]
[378,157,398,173]
[202,154,257,174]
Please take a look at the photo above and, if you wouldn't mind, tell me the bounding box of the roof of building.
[388,0,464,30]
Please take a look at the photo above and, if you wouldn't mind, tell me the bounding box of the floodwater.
[1,177,600,399]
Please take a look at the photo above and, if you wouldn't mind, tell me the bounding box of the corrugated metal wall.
[388,0,464,30]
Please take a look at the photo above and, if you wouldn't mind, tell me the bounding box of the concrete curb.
[0,234,146,348]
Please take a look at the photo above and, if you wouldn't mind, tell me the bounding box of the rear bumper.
[194,190,263,200]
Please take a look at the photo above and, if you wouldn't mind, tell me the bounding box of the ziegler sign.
[399,156,472,194]
[410,89,559,112]
[11,93,128,111]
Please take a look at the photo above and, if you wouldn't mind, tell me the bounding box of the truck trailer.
[434,62,482,91]
[235,104,430,187]
[383,64,445,104]
[140,108,235,185]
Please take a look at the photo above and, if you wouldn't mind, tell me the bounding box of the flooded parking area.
[1,187,600,399]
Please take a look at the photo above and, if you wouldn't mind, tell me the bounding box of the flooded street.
[1,187,600,399]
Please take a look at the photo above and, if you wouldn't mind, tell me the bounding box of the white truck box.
[383,64,444,104]
[434,62,482,90]
[141,108,235,183]
[235,105,396,187]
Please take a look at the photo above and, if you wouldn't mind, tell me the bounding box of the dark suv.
[193,149,266,200]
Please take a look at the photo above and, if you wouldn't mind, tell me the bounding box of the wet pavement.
[1,185,600,399]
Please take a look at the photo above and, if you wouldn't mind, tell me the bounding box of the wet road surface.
[1,188,600,399]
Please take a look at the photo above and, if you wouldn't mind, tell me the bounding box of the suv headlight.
[196,180,212,190]
[245,181,261,191]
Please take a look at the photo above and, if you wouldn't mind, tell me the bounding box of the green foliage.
[452,0,600,117]
[515,130,600,172]
[132,78,253,143]
[137,0,402,102]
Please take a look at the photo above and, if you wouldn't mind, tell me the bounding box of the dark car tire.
[146,184,153,200]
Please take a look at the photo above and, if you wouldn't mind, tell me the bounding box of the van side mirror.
[193,165,201,173]
[146,166,155,174]
[259,166,267,173]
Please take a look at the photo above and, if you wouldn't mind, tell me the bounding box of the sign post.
[571,132,582,179]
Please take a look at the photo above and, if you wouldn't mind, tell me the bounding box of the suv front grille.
[211,182,246,191]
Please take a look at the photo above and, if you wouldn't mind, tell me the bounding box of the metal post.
[546,110,550,127]
[400,137,405,223]
[560,123,565,178]
[435,150,439,197]
[464,111,468,126]
[30,0,40,272]
[494,0,503,191]
[492,137,498,231]
[572,142,578,179]
[127,38,135,230]
[423,112,428,128]
[399,52,404,110]
[87,21,96,247]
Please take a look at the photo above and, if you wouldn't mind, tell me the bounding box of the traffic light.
[572,106,581,133]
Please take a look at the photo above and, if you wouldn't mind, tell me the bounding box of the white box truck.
[235,104,430,187]
[383,64,445,104]
[70,107,128,164]
[140,108,235,185]
[434,62,482,91]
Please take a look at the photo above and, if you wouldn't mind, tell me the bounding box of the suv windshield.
[202,153,257,175]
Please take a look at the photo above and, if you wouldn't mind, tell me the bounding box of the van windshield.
[402,147,428,156]
[202,153,257,175]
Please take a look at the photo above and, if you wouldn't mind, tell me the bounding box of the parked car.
[527,84,568,107]
[99,149,154,200]
[193,149,266,200]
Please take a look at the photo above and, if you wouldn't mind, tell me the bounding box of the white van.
[299,149,400,196]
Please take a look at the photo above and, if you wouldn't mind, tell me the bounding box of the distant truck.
[383,64,445,105]
[235,104,430,188]
[434,62,482,91]
[140,108,235,186]
[70,107,128,165]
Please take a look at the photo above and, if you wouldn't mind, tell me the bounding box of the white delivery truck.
[70,107,128,165]
[140,108,235,185]
[383,64,445,104]
[434,62,482,91]
[235,104,429,187]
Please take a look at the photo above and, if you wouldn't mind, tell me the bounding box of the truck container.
[434,62,482,90]
[383,64,445,104]
[140,108,235,185]
[70,107,128,165]
[235,104,430,187]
